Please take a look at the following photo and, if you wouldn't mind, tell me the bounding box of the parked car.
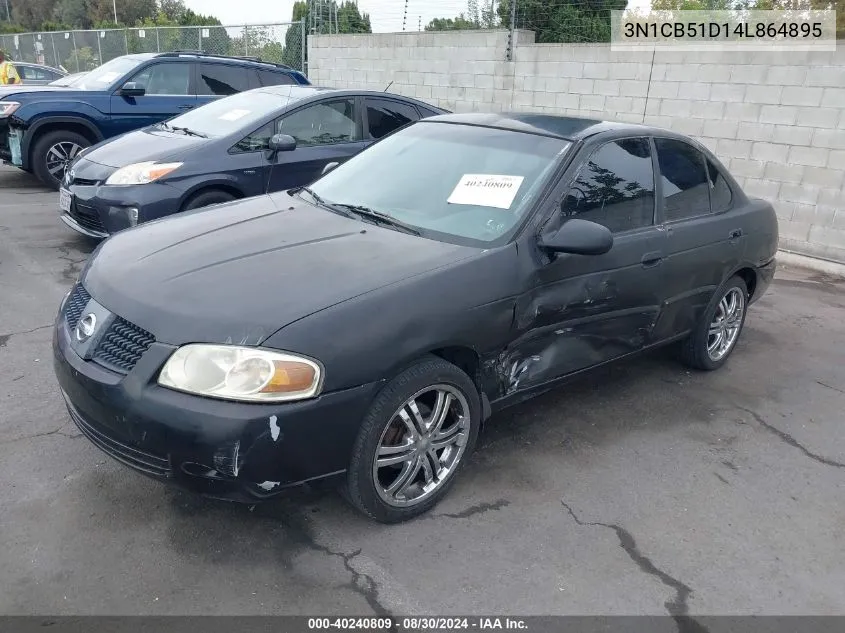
[58,86,448,239]
[12,62,67,85]
[49,71,87,87]
[52,113,778,523]
[0,51,310,190]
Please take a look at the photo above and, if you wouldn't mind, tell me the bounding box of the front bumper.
[60,179,185,239]
[52,298,379,502]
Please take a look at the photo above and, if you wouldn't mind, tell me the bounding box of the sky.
[184,0,651,33]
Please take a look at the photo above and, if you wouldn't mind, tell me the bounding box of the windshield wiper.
[333,203,421,236]
[293,186,356,218]
[170,125,208,138]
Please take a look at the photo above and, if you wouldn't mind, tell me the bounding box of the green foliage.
[425,14,480,30]
[64,44,97,71]
[5,0,225,33]
[53,0,90,29]
[497,0,629,43]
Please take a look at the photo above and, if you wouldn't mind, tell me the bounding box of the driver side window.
[276,99,358,146]
[231,119,278,154]
[127,62,191,96]
[561,137,655,234]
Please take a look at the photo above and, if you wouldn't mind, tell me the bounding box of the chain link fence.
[0,22,306,74]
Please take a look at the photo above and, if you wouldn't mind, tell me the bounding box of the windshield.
[67,57,145,90]
[162,90,298,138]
[308,122,571,247]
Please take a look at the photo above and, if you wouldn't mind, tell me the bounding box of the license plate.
[59,188,73,213]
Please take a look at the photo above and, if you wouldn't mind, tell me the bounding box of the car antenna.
[384,81,393,92]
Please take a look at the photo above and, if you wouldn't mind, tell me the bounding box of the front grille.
[68,200,106,235]
[65,398,172,478]
[92,317,155,374]
[64,283,91,329]
[68,176,99,187]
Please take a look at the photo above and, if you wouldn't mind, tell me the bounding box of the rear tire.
[679,276,749,371]
[345,355,481,523]
[31,130,90,191]
[181,189,237,212]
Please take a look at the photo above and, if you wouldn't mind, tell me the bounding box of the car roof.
[257,85,445,107]
[422,112,666,141]
[13,61,64,72]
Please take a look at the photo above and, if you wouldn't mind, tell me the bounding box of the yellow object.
[0,61,21,85]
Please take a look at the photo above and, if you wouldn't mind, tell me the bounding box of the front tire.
[680,276,749,371]
[32,130,90,190]
[181,189,237,212]
[345,356,481,523]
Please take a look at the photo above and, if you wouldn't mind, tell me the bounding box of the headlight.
[158,344,323,403]
[105,161,183,186]
[0,101,21,116]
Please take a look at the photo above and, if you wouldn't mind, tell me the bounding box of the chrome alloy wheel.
[46,141,83,179]
[372,384,471,508]
[707,287,745,361]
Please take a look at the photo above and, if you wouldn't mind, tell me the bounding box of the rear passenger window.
[365,98,420,139]
[258,69,297,86]
[707,159,732,213]
[198,63,249,96]
[655,138,711,222]
[562,137,655,233]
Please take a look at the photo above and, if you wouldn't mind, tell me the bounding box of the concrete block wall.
[309,31,845,264]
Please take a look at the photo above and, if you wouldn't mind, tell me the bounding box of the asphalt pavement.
[1,164,843,617]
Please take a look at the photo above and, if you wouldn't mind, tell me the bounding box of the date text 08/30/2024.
[307,617,528,630]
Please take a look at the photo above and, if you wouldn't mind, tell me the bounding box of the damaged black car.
[53,113,778,523]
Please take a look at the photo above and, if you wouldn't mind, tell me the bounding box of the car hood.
[81,192,478,346]
[0,85,82,98]
[82,127,209,169]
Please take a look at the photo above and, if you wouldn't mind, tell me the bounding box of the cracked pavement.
[1,165,844,616]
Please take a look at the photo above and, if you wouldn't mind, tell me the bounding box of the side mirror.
[268,134,297,153]
[321,161,340,176]
[119,81,145,97]
[538,218,613,256]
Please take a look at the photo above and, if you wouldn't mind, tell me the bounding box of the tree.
[53,0,90,29]
[751,0,844,38]
[497,0,629,43]
[285,1,371,72]
[425,14,479,30]
[89,0,157,27]
[426,0,500,30]
[10,0,59,30]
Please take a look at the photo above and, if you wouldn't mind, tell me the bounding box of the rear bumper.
[751,256,777,305]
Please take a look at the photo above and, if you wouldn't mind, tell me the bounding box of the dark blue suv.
[0,51,309,189]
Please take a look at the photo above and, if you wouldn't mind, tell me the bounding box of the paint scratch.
[269,415,280,441]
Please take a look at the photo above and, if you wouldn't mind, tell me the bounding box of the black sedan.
[53,113,778,523]
[58,86,446,239]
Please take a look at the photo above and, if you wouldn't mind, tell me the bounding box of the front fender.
[16,109,105,169]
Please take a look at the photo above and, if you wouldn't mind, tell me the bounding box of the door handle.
[729,229,743,239]
[177,105,194,110]
[641,252,663,268]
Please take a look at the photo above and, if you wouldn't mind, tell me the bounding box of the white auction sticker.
[447,174,525,210]
[219,109,251,121]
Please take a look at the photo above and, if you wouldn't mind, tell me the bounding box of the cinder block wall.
[309,31,845,264]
